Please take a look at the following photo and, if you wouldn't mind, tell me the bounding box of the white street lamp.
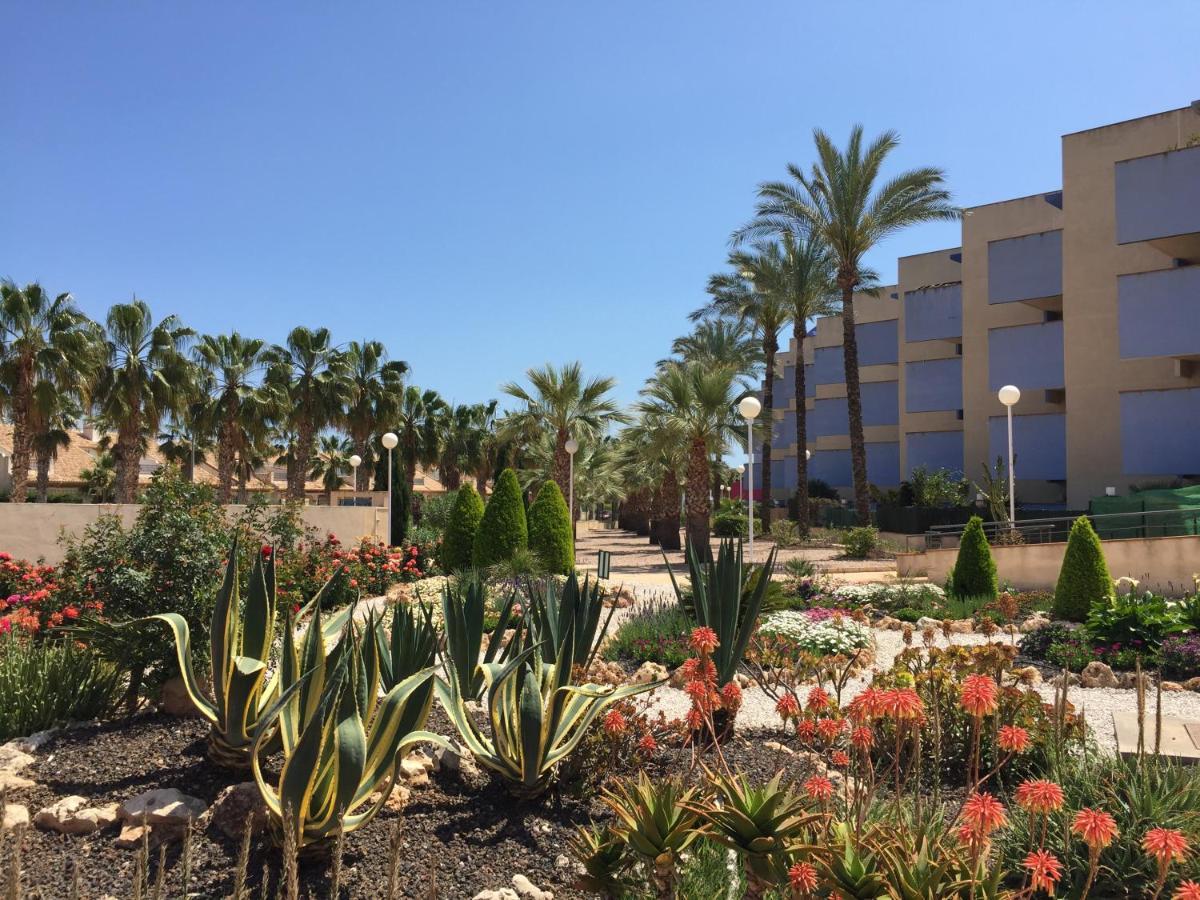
[998,385,1021,525]
[348,454,362,496]
[805,449,812,461]
[565,438,579,539]
[738,395,762,557]
[381,432,398,546]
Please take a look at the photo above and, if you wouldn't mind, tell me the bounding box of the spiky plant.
[602,773,707,899]
[440,575,519,700]
[569,824,629,898]
[375,600,437,691]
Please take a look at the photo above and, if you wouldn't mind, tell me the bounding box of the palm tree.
[92,300,194,502]
[438,403,481,492]
[617,422,684,549]
[465,401,503,495]
[30,386,80,502]
[664,317,762,375]
[193,332,275,501]
[0,281,100,502]
[309,433,353,505]
[264,327,348,500]
[157,404,212,483]
[698,245,792,505]
[738,127,958,520]
[80,450,117,503]
[502,362,626,505]
[637,362,740,555]
[393,386,448,489]
[343,340,407,491]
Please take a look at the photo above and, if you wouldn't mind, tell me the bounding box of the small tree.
[472,469,528,568]
[442,483,484,572]
[527,481,574,575]
[951,516,998,600]
[1053,516,1113,622]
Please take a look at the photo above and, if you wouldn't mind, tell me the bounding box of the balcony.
[988,230,1063,307]
[987,413,1066,481]
[1115,145,1200,261]
[905,357,963,413]
[988,321,1064,392]
[904,283,962,342]
[906,431,963,477]
[1118,265,1200,361]
[1120,387,1200,476]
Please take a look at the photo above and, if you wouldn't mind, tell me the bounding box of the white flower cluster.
[827,582,945,609]
[758,611,873,656]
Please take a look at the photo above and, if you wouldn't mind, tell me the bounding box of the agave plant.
[524,571,617,670]
[602,773,706,899]
[140,538,350,768]
[437,621,659,798]
[441,574,519,699]
[374,600,437,690]
[252,614,442,852]
[693,770,821,898]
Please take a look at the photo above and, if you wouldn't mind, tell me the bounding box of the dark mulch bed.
[1,709,806,899]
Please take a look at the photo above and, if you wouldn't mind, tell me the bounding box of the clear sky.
[3,2,1198,410]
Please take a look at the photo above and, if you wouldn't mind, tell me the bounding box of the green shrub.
[527,481,574,575]
[441,483,484,572]
[602,601,693,668]
[1053,516,1113,621]
[769,519,800,548]
[472,468,528,568]
[950,516,997,600]
[0,634,123,740]
[712,509,761,538]
[418,488,459,535]
[841,526,878,560]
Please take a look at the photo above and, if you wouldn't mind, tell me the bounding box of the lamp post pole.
[738,396,762,559]
[349,454,362,501]
[381,433,398,545]
[998,386,1021,527]
[565,438,579,539]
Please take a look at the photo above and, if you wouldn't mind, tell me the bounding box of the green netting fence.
[1089,485,1200,539]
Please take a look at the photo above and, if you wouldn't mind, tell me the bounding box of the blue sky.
[3,2,1197,410]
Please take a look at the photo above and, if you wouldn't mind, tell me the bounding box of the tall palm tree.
[465,400,503,495]
[437,403,481,492]
[158,396,212,483]
[502,362,627,505]
[309,433,353,505]
[343,340,407,491]
[0,281,100,502]
[618,421,684,549]
[30,386,80,502]
[194,332,274,501]
[698,245,792,505]
[393,386,448,489]
[663,317,762,375]
[80,450,117,503]
[637,362,741,555]
[92,300,194,502]
[738,126,958,519]
[264,327,349,500]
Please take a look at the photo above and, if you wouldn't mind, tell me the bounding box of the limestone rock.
[632,661,668,685]
[876,616,903,631]
[114,824,152,850]
[763,741,795,756]
[584,659,626,686]
[948,619,974,634]
[0,745,35,774]
[0,770,36,792]
[1012,666,1043,685]
[35,796,118,835]
[1119,671,1153,691]
[434,743,480,779]
[603,586,636,608]
[158,676,203,718]
[400,755,431,787]
[5,730,57,754]
[1,803,29,832]
[1161,681,1186,693]
[915,617,941,631]
[200,783,267,840]
[1019,615,1051,634]
[1080,661,1119,689]
[1049,672,1080,687]
[512,874,555,900]
[472,891,520,900]
[118,788,207,828]
[1184,677,1200,692]
[384,784,412,812]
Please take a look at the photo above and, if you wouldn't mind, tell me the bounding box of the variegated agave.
[437,624,660,799]
[142,538,350,768]
[252,609,442,851]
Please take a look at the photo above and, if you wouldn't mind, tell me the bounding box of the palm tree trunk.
[35,447,51,502]
[442,464,461,491]
[114,418,141,504]
[760,337,777,506]
[684,438,711,556]
[840,279,870,522]
[475,471,488,496]
[354,437,370,491]
[289,420,315,500]
[654,477,681,550]
[9,370,33,503]
[552,426,571,501]
[217,413,237,502]
[236,457,249,504]
[710,454,722,511]
[793,322,811,534]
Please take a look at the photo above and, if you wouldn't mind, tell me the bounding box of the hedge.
[951,516,998,600]
[472,468,528,568]
[527,481,574,575]
[1053,516,1113,621]
[441,483,484,572]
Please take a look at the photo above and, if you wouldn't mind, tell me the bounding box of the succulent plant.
[441,574,519,700]
[602,773,706,899]
[524,571,617,671]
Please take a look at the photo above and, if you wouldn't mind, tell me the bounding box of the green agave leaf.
[143,613,219,724]
[209,536,240,720]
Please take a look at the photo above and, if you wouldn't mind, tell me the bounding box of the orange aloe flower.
[960,674,999,718]
[1072,808,1119,850]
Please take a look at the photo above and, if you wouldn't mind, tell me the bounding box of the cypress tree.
[472,468,528,567]
[441,482,484,572]
[951,516,998,600]
[1053,516,1113,622]
[527,481,574,575]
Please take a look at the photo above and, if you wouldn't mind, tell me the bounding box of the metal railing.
[907,506,1200,552]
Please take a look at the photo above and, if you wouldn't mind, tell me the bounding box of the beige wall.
[897,533,1200,596]
[0,503,386,564]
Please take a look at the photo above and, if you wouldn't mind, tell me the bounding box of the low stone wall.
[0,503,386,564]
[897,533,1200,595]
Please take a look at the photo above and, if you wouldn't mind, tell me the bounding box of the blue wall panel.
[988,230,1063,304]
[857,320,899,366]
[810,449,852,488]
[906,431,964,477]
[905,358,963,413]
[988,321,1064,391]
[905,284,962,342]
[862,380,899,426]
[811,397,848,438]
[813,347,844,385]
[804,363,816,398]
[771,410,798,447]
[1118,266,1200,360]
[773,364,796,402]
[1116,146,1200,245]
[867,442,901,488]
[987,413,1066,481]
[1120,388,1200,475]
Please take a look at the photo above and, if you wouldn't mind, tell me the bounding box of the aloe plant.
[602,773,706,899]
[253,617,442,851]
[141,538,351,768]
[525,572,617,671]
[440,575,519,699]
[437,623,658,798]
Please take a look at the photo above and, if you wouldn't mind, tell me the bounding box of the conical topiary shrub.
[951,516,998,600]
[527,481,574,575]
[1053,516,1113,622]
[441,483,485,572]
[472,468,528,568]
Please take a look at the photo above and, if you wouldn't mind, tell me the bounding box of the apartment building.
[757,101,1200,511]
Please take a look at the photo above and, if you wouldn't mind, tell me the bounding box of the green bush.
[0,634,123,740]
[950,516,997,600]
[441,483,484,572]
[527,481,574,575]
[1053,516,1113,622]
[418,488,459,536]
[602,601,693,668]
[712,510,762,538]
[472,468,528,568]
[841,526,878,560]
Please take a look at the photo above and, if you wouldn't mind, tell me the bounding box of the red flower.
[816,717,844,743]
[775,693,800,721]
[1144,827,1190,866]
[602,709,627,736]
[804,775,834,802]
[847,687,885,723]
[1015,779,1065,814]
[261,545,273,558]
[788,861,819,894]
[850,725,875,750]
[998,724,1030,753]
[688,626,719,654]
[882,687,924,721]
[806,685,831,712]
[796,719,817,743]
[719,681,742,711]
[831,750,850,768]
[1022,849,1063,894]
[1174,881,1200,900]
[961,792,1007,836]
[960,674,998,718]
[1072,808,1119,850]
[637,733,657,754]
